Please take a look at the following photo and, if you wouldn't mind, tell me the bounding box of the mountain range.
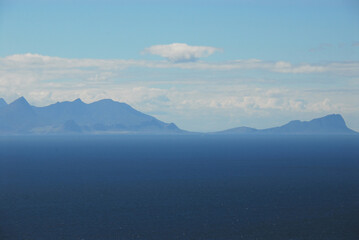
[0,97,357,135]
[0,97,181,134]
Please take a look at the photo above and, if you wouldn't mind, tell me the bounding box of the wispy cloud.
[2,53,359,75]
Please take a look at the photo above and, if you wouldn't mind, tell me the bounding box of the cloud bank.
[143,43,221,62]
[1,53,358,131]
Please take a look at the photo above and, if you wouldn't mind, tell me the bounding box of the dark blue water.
[0,135,359,240]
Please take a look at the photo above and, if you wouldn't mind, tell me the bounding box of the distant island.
[0,97,357,135]
[214,114,357,135]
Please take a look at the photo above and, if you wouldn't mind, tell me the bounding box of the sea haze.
[1,135,359,240]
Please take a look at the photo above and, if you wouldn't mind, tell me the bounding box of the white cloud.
[1,53,359,131]
[143,43,221,62]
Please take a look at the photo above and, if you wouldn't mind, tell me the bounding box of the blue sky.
[1,0,359,131]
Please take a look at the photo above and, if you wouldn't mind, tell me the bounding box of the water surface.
[1,135,358,239]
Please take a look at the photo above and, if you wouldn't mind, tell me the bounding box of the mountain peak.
[72,98,84,104]
[320,113,344,121]
[95,99,115,103]
[9,96,30,107]
[309,113,347,129]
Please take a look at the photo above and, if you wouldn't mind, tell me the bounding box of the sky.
[0,0,359,131]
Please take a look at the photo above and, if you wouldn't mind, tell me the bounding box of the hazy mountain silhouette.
[216,114,357,135]
[0,97,357,135]
[0,97,182,134]
[214,126,258,135]
[0,97,37,132]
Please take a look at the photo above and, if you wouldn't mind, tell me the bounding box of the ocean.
[0,135,358,240]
